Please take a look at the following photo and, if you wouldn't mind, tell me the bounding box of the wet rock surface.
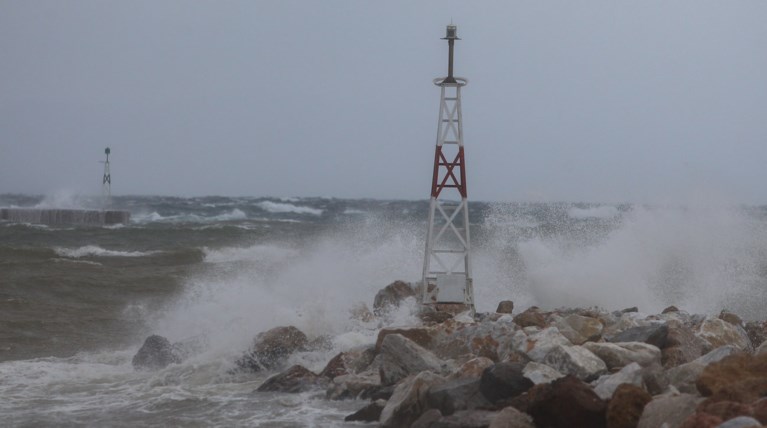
[235,284,767,428]
[131,335,182,370]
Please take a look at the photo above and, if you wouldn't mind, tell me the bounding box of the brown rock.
[678,412,723,428]
[719,310,744,327]
[752,397,767,424]
[606,383,652,428]
[697,399,753,420]
[373,280,416,315]
[497,300,515,314]
[319,352,349,379]
[662,305,680,314]
[449,357,495,380]
[256,365,328,393]
[662,320,707,368]
[513,307,548,329]
[696,353,767,403]
[527,375,606,428]
[420,310,454,324]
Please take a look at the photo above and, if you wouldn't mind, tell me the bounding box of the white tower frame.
[102,148,111,208]
[422,25,474,313]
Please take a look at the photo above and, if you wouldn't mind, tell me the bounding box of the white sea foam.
[481,203,767,317]
[568,205,620,219]
[256,201,323,216]
[54,245,158,258]
[211,208,247,221]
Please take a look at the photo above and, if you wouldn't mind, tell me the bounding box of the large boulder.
[325,371,380,400]
[637,393,703,428]
[527,375,607,428]
[583,341,661,371]
[235,326,308,372]
[429,410,499,428]
[593,362,643,400]
[344,399,386,422]
[518,327,572,362]
[429,318,520,362]
[543,345,607,381]
[554,314,604,345]
[696,353,767,403]
[523,361,565,385]
[496,300,514,314]
[513,307,548,328]
[695,317,752,352]
[132,335,182,370]
[608,324,668,349]
[378,333,447,386]
[479,362,534,403]
[426,378,492,416]
[606,383,652,428]
[380,371,446,428]
[255,364,328,393]
[373,280,416,315]
[449,357,495,380]
[662,320,709,368]
[376,327,433,352]
[489,406,535,428]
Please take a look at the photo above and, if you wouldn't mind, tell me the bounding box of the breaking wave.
[54,245,158,258]
[256,201,323,216]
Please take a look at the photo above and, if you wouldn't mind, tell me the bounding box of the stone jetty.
[135,280,767,427]
[0,208,130,226]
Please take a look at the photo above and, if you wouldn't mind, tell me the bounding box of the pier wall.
[0,208,130,226]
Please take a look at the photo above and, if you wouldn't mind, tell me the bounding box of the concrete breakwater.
[0,208,130,226]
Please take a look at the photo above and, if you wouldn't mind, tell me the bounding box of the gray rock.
[489,406,535,428]
[412,409,444,428]
[256,364,328,393]
[132,335,182,370]
[380,371,446,428]
[378,333,448,386]
[666,361,705,394]
[716,416,763,428]
[479,362,534,403]
[523,361,565,385]
[592,362,643,400]
[608,323,669,349]
[344,399,386,422]
[430,410,499,428]
[694,345,740,365]
[518,327,572,362]
[235,326,308,372]
[696,317,752,352]
[543,345,607,381]
[325,371,380,400]
[426,378,492,416]
[637,393,703,428]
[583,341,661,370]
[555,314,604,345]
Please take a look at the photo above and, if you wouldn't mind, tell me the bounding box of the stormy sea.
[2,193,767,427]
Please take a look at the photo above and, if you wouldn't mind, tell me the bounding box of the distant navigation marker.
[102,147,111,208]
[421,25,475,314]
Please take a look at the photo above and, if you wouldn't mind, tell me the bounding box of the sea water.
[2,193,766,426]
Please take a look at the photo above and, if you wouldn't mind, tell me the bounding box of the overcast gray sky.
[1,1,765,203]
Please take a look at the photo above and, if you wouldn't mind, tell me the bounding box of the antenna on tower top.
[440,24,460,85]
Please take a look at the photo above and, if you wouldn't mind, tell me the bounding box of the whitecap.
[256,201,322,216]
[54,245,158,258]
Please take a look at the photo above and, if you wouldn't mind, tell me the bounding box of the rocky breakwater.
[132,281,767,428]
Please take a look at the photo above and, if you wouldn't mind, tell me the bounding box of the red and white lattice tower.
[422,24,474,313]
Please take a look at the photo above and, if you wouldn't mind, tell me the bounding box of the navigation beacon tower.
[421,24,475,314]
[102,147,111,208]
